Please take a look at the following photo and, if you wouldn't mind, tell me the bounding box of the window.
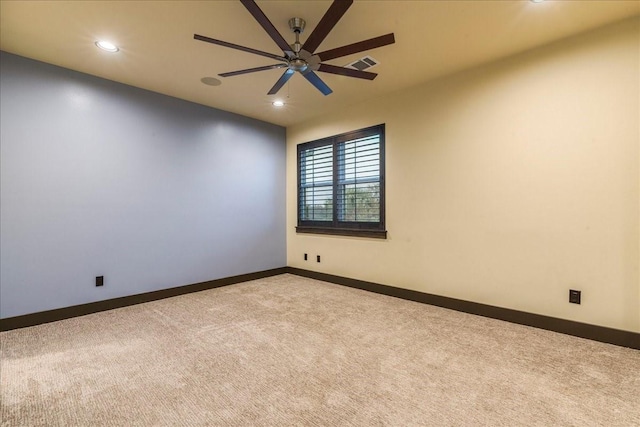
[297,124,386,238]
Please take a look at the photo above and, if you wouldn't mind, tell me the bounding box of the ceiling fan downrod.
[288,18,306,55]
[287,18,308,72]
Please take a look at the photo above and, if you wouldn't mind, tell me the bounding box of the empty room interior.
[1,0,639,425]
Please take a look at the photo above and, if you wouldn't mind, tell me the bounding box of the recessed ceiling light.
[201,77,222,86]
[272,100,285,107]
[530,0,545,3]
[95,40,119,52]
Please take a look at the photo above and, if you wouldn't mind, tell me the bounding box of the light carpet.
[1,274,639,426]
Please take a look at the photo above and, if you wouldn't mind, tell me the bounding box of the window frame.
[296,124,387,239]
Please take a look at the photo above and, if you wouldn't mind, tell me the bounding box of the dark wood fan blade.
[302,70,333,96]
[268,69,295,95]
[240,0,293,55]
[302,0,353,54]
[219,64,288,78]
[317,63,377,80]
[316,33,395,62]
[194,34,287,62]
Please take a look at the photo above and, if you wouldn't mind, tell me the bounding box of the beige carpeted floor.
[1,274,639,426]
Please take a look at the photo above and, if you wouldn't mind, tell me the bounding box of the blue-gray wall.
[0,52,286,319]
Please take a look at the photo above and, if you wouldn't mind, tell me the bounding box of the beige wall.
[286,18,640,333]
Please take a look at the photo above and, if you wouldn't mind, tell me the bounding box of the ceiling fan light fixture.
[272,100,285,107]
[95,40,119,52]
[290,58,308,72]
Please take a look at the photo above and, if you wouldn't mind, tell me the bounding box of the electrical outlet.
[569,289,581,304]
[317,255,321,263]
[304,253,308,261]
[96,276,104,287]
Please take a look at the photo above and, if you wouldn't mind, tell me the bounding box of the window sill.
[296,226,387,239]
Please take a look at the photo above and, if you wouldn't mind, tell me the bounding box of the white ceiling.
[1,0,638,127]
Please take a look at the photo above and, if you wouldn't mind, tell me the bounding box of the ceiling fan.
[194,0,395,96]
